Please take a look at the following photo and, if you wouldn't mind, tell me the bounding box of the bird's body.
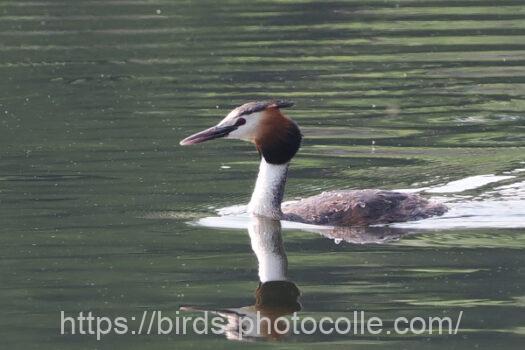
[180,100,447,226]
[283,189,447,226]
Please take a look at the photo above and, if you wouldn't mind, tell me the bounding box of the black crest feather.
[236,100,294,117]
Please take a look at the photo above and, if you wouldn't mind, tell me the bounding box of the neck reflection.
[248,215,288,282]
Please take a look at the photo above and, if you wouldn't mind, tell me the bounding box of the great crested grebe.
[180,100,447,226]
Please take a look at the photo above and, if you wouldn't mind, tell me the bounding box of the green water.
[1,0,525,348]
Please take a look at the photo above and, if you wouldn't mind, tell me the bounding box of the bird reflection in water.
[180,217,301,341]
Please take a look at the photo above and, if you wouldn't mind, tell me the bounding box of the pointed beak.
[179,124,238,146]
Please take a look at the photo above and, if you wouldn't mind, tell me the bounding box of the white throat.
[247,158,288,220]
[248,217,287,282]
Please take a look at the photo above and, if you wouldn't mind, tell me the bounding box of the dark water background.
[1,0,524,349]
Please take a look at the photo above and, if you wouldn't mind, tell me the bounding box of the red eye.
[236,118,246,126]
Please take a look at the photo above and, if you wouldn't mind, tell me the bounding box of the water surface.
[1,0,524,349]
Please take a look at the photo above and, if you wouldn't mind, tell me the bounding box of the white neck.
[247,158,288,220]
[248,217,287,282]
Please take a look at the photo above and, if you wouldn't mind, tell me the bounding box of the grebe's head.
[180,100,302,164]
